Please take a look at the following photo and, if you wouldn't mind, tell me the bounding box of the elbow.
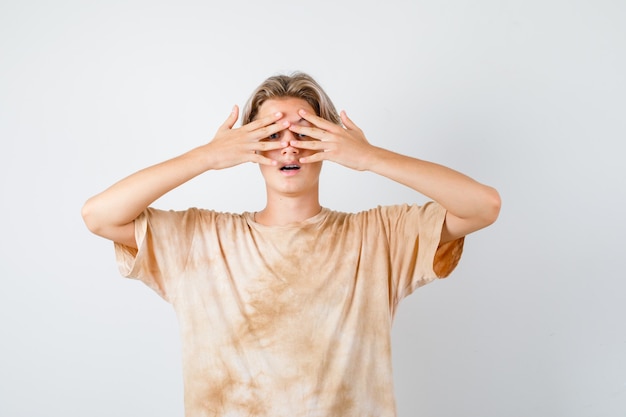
[482,186,501,226]
[81,198,102,235]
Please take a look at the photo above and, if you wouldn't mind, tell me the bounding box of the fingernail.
[299,109,307,115]
[275,112,282,117]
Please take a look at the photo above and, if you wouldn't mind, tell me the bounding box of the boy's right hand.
[204,105,290,170]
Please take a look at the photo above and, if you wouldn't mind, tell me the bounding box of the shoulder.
[321,204,427,231]
[143,207,248,229]
[343,203,446,236]
[340,203,435,222]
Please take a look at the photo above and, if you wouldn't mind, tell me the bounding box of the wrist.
[362,145,392,173]
[183,144,218,173]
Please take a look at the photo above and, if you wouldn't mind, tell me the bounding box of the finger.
[250,153,279,166]
[243,111,284,132]
[340,110,359,131]
[251,120,290,141]
[298,109,340,132]
[299,151,327,164]
[219,105,239,130]
[254,140,289,152]
[340,110,365,135]
[288,139,326,151]
[287,124,326,141]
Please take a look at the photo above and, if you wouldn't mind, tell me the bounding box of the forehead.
[257,97,315,121]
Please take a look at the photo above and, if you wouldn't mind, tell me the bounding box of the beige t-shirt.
[115,202,464,417]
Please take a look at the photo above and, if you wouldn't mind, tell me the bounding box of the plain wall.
[1,1,624,416]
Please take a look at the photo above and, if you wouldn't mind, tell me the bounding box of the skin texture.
[254,97,501,240]
[81,97,500,248]
[82,105,287,247]
[254,98,324,226]
[82,93,500,416]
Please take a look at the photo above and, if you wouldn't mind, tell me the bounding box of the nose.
[281,143,299,155]
[280,131,299,155]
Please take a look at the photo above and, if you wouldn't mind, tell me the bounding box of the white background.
[1,1,624,416]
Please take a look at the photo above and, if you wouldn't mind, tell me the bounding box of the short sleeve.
[114,207,197,302]
[382,202,464,301]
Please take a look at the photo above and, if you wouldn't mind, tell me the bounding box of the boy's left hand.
[287,109,376,171]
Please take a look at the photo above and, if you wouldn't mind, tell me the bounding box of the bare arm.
[287,109,501,243]
[358,148,501,243]
[81,107,289,248]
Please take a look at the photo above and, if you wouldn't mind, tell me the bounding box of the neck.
[255,192,322,226]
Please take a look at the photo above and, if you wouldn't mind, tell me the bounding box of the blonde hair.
[241,72,341,125]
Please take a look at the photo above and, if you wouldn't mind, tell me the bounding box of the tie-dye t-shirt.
[114,202,464,417]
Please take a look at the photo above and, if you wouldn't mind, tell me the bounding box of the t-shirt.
[114,202,464,417]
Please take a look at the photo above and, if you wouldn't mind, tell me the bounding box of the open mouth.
[280,164,300,171]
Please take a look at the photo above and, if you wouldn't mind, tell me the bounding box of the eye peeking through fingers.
[266,132,309,141]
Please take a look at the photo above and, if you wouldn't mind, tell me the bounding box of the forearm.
[81,107,289,245]
[81,145,213,234]
[288,109,500,239]
[366,146,500,223]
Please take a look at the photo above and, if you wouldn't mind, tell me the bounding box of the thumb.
[340,110,356,129]
[219,105,239,130]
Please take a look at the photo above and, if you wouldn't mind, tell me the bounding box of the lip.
[278,161,302,177]
[278,162,301,176]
